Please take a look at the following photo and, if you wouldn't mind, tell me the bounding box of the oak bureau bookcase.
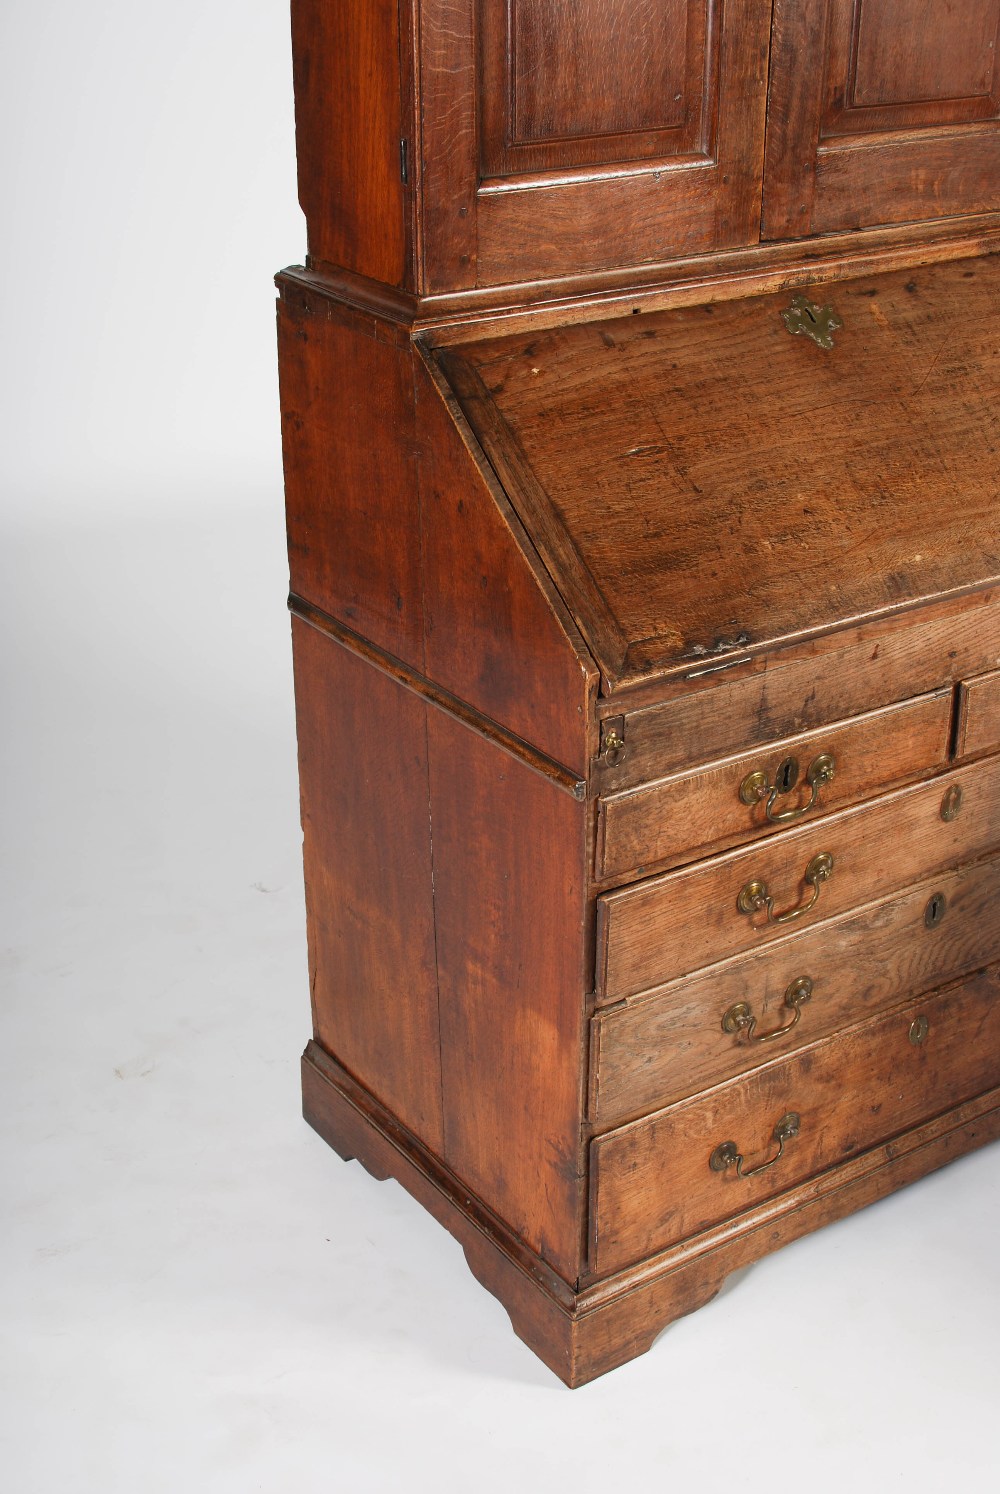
[277,0,1000,1384]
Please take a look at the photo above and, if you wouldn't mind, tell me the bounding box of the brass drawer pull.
[710,1112,801,1179]
[737,852,834,925]
[740,752,836,823]
[723,976,813,1045]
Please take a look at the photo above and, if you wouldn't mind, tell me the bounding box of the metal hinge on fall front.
[400,139,409,184]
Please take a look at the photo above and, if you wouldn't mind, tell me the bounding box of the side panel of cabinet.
[290,0,411,284]
[428,712,590,1282]
[277,283,594,775]
[418,0,771,290]
[763,0,1000,238]
[292,620,444,1149]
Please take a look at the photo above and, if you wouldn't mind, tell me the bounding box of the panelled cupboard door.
[418,0,771,291]
[763,0,1000,238]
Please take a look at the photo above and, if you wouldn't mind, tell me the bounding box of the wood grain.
[278,292,424,666]
[418,0,770,289]
[593,853,1000,1125]
[292,620,443,1148]
[598,753,1000,1000]
[957,669,1000,758]
[414,346,597,776]
[594,590,1000,788]
[427,712,591,1282]
[763,0,1000,239]
[445,256,1000,690]
[290,0,409,284]
[596,688,951,881]
[304,1030,1000,1383]
[278,283,594,775]
[479,0,710,177]
[591,967,1000,1274]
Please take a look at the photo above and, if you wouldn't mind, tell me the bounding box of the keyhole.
[804,306,818,324]
[776,757,800,794]
[924,892,947,929]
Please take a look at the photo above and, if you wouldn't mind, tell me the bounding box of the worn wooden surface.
[278,284,593,774]
[597,689,951,881]
[282,0,1000,1385]
[763,0,1000,240]
[427,713,590,1282]
[279,293,424,665]
[957,670,1000,759]
[479,0,708,178]
[301,995,1000,1385]
[290,0,409,284]
[593,854,1000,1125]
[419,0,770,288]
[596,590,1000,787]
[598,754,1000,999]
[591,966,1000,1275]
[292,620,443,1148]
[444,256,1000,690]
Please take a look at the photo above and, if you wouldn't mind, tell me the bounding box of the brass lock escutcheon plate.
[740,752,836,824]
[782,294,842,350]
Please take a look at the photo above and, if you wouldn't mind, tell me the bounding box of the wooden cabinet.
[763,0,1000,238]
[279,1,1000,1385]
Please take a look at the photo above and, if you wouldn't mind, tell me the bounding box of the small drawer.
[957,670,1000,758]
[591,853,1000,1126]
[597,753,1000,1001]
[596,691,952,883]
[589,963,1000,1277]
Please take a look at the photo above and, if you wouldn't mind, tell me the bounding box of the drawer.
[597,753,1000,1002]
[589,964,1000,1277]
[592,853,1000,1126]
[593,589,1000,796]
[957,670,1000,759]
[596,690,952,883]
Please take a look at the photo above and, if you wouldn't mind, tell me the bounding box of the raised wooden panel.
[763,0,1000,239]
[853,0,998,106]
[419,0,771,291]
[480,0,715,176]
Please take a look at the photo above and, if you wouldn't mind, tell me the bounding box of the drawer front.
[597,753,1000,1002]
[592,854,1000,1126]
[594,589,1000,796]
[590,964,1000,1277]
[957,670,1000,759]
[597,690,952,882]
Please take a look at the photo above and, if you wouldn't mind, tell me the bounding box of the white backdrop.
[3,5,999,1491]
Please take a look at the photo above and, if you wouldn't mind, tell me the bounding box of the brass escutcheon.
[740,752,836,824]
[782,294,842,350]
[737,852,834,926]
[710,1112,802,1179]
[599,716,627,767]
[722,975,814,1045]
[909,1014,930,1046]
[924,891,948,929]
[940,784,964,822]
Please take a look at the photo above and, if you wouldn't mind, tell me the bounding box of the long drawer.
[591,853,1000,1126]
[596,690,952,882]
[597,753,1000,1002]
[589,964,1000,1277]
